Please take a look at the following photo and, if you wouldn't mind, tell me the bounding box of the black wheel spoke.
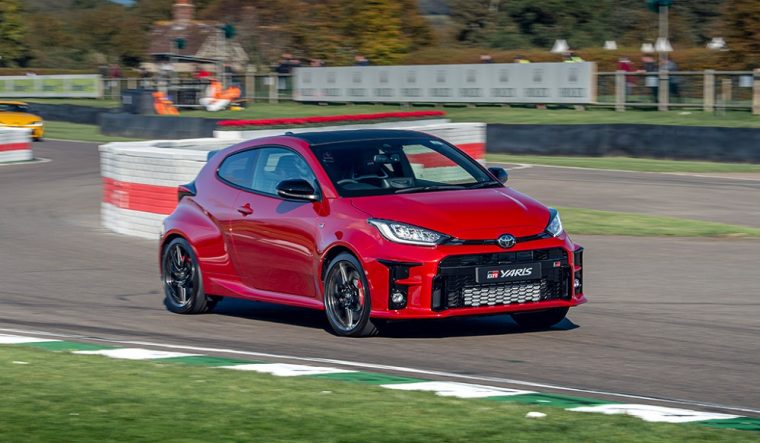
[164,243,195,309]
[326,260,366,332]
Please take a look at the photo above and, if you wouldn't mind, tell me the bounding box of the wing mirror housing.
[488,167,509,183]
[276,179,320,202]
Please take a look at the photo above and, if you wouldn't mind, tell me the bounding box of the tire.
[161,237,213,314]
[323,253,379,337]
[511,307,569,330]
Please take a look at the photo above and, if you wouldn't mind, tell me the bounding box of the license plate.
[476,263,541,283]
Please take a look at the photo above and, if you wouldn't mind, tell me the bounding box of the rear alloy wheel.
[511,307,569,330]
[323,253,378,337]
[162,237,217,314]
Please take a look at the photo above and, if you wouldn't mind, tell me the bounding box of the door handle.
[237,203,253,216]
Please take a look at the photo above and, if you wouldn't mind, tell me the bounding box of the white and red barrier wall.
[101,122,486,239]
[0,128,33,163]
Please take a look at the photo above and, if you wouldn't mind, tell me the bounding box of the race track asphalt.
[1,140,758,415]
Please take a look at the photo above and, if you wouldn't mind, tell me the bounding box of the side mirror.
[276,179,320,202]
[488,167,509,183]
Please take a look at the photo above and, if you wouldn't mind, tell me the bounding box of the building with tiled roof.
[143,0,249,74]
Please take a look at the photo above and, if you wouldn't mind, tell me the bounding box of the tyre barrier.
[101,122,486,239]
[0,128,33,163]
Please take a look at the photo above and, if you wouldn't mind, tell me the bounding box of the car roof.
[291,129,431,146]
[0,101,28,106]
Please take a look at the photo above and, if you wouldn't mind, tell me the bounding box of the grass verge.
[43,121,142,143]
[1,346,754,442]
[488,153,760,173]
[197,104,760,128]
[26,99,760,128]
[559,207,760,238]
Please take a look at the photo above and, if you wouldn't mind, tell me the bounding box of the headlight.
[545,208,564,237]
[368,219,449,246]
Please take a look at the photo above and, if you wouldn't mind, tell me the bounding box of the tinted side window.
[251,148,317,195]
[218,150,257,188]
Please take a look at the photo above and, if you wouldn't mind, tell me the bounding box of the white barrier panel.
[0,75,102,98]
[100,122,486,239]
[0,128,33,163]
[294,63,596,104]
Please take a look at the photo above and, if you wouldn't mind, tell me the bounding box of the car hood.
[0,112,41,126]
[349,187,551,239]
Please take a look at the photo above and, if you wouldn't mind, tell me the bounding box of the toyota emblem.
[497,234,516,249]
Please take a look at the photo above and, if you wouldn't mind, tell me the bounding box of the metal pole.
[615,71,626,112]
[703,70,715,113]
[753,69,760,115]
[657,5,669,111]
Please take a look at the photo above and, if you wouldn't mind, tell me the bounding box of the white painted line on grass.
[221,363,355,377]
[0,334,60,344]
[0,157,51,167]
[1,326,758,416]
[569,404,740,424]
[489,161,760,182]
[74,348,199,360]
[381,381,534,399]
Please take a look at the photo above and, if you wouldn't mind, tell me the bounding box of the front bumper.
[365,236,586,319]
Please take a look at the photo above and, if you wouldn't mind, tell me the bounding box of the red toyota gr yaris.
[160,129,586,336]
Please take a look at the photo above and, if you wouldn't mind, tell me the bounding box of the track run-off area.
[1,140,758,418]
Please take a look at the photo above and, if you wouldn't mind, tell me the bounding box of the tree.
[449,0,501,44]
[0,0,27,66]
[720,0,760,69]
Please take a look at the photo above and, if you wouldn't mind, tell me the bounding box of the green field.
[559,207,760,238]
[44,121,142,143]
[489,154,760,173]
[26,99,760,128]
[1,346,755,442]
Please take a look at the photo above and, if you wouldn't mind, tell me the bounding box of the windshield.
[0,103,30,113]
[311,137,499,197]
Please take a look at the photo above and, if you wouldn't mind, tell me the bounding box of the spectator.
[641,55,658,103]
[617,57,636,96]
[194,63,211,79]
[275,53,294,74]
[109,64,122,79]
[309,58,325,67]
[354,54,370,66]
[563,51,584,63]
[666,59,681,100]
[480,54,493,63]
[275,53,299,91]
[513,55,530,64]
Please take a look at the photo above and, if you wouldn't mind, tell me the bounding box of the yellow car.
[0,101,44,141]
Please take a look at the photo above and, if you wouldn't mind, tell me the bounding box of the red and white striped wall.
[100,122,486,239]
[0,128,32,163]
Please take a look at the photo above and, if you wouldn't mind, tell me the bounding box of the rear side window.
[251,147,316,195]
[218,150,257,188]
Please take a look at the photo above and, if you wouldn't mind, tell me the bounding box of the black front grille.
[439,248,566,268]
[433,248,570,310]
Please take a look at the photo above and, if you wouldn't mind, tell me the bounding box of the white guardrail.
[100,121,486,239]
[0,128,33,163]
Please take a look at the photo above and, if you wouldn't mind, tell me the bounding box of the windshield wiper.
[467,181,502,189]
[395,185,466,194]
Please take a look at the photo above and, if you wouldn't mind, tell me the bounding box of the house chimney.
[173,0,194,23]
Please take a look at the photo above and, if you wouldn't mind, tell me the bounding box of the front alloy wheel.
[162,237,218,314]
[323,253,378,337]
